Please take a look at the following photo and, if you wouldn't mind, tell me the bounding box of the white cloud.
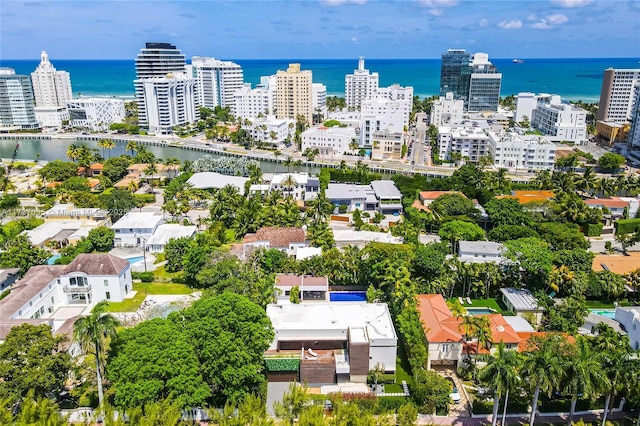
[547,13,568,24]
[479,18,488,28]
[498,19,523,29]
[416,0,459,16]
[551,0,593,8]
[531,20,552,29]
[351,37,359,43]
[319,0,367,6]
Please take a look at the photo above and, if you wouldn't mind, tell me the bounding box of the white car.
[446,377,461,403]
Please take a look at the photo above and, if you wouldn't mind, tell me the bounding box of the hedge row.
[615,218,640,235]
[582,222,603,237]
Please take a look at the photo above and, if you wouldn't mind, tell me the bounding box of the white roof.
[44,204,106,218]
[500,287,538,311]
[24,220,86,245]
[370,180,402,199]
[294,246,322,260]
[326,184,375,202]
[146,224,197,246]
[267,302,397,342]
[332,229,403,244]
[186,172,248,194]
[459,241,505,256]
[503,315,535,333]
[111,212,164,230]
[271,173,309,186]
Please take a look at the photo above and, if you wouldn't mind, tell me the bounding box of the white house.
[265,173,320,201]
[146,224,197,253]
[531,95,587,143]
[458,241,506,263]
[111,212,164,248]
[370,180,403,214]
[301,126,356,156]
[266,302,397,383]
[186,172,249,194]
[500,287,540,322]
[274,274,329,302]
[325,183,377,213]
[615,306,640,351]
[248,115,294,146]
[35,106,69,128]
[0,254,132,342]
[488,131,556,171]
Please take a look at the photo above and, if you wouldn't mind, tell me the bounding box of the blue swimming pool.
[329,292,367,302]
[589,309,616,319]
[47,254,61,265]
[467,307,495,315]
[127,256,145,264]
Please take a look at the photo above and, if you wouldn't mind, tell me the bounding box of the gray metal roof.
[459,240,505,256]
[326,183,370,200]
[500,287,538,311]
[370,180,402,199]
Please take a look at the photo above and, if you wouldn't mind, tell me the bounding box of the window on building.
[106,292,111,300]
[104,280,109,287]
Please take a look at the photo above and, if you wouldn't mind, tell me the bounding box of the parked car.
[446,377,461,403]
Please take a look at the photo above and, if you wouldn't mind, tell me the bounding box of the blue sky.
[1,0,639,59]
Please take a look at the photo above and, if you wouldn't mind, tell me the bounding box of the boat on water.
[513,59,525,64]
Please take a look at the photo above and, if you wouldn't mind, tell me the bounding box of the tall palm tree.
[0,175,16,195]
[564,336,608,426]
[521,334,567,426]
[164,157,180,178]
[281,174,298,199]
[478,342,521,426]
[532,170,553,190]
[126,140,138,157]
[283,157,294,173]
[73,301,120,410]
[144,163,158,186]
[97,139,109,158]
[66,143,80,162]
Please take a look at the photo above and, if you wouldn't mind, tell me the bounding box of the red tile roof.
[584,197,629,209]
[244,227,306,248]
[419,191,466,201]
[416,294,463,343]
[496,190,555,204]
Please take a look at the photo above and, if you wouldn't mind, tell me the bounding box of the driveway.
[433,367,471,418]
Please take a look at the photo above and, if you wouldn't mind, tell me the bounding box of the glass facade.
[439,49,471,100]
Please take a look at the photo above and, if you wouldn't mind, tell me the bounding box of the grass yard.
[152,265,183,281]
[103,282,194,312]
[385,338,413,393]
[104,291,146,312]
[447,297,503,313]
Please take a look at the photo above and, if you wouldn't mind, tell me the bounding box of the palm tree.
[73,301,120,410]
[564,336,608,426]
[478,342,521,426]
[283,157,294,173]
[144,163,158,186]
[281,174,298,198]
[127,180,138,193]
[126,140,138,157]
[531,170,553,190]
[66,143,80,162]
[521,334,567,426]
[164,157,180,178]
[0,175,16,195]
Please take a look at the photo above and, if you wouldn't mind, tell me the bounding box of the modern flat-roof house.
[242,227,307,257]
[615,306,640,351]
[274,274,329,302]
[369,180,402,214]
[111,212,164,248]
[186,172,249,195]
[332,229,403,248]
[265,302,397,384]
[264,173,320,201]
[0,254,132,342]
[500,287,540,323]
[326,180,403,214]
[458,241,506,263]
[145,224,197,253]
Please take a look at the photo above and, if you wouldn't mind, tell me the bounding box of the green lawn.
[103,282,194,312]
[385,338,414,393]
[447,297,503,313]
[152,265,182,281]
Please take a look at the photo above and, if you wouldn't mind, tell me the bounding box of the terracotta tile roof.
[584,197,629,209]
[516,332,575,352]
[276,274,303,287]
[244,227,306,248]
[89,163,104,170]
[496,190,555,204]
[302,276,328,287]
[416,294,463,343]
[419,191,466,201]
[64,254,129,276]
[411,199,430,212]
[485,314,521,343]
[592,252,640,275]
[0,265,65,320]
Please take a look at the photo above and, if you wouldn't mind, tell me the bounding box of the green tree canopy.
[430,193,479,220]
[438,220,485,245]
[597,153,625,170]
[488,224,539,242]
[38,160,78,182]
[99,189,136,221]
[102,155,133,182]
[86,226,115,252]
[484,198,532,227]
[504,237,553,290]
[178,292,274,406]
[0,234,50,274]
[108,318,211,409]
[0,324,71,404]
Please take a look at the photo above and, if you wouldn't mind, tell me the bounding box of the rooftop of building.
[459,240,505,256]
[243,227,306,248]
[499,287,538,311]
[111,212,164,230]
[370,180,402,199]
[146,224,197,246]
[584,197,629,209]
[326,183,376,202]
[332,229,403,244]
[592,252,640,275]
[495,190,555,204]
[266,302,397,341]
[186,172,248,194]
[275,274,329,288]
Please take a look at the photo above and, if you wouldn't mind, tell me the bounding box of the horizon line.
[2,56,639,61]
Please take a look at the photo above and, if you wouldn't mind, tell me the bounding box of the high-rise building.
[276,64,313,125]
[625,83,640,165]
[30,51,72,108]
[134,43,187,128]
[312,83,327,123]
[597,68,640,122]
[439,49,471,100]
[0,68,40,130]
[190,56,244,109]
[430,92,464,126]
[136,73,198,135]
[467,53,502,112]
[66,98,126,131]
[345,57,379,109]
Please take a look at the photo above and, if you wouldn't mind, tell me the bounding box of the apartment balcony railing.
[63,284,92,294]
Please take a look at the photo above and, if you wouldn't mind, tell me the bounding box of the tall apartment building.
[0,68,40,130]
[531,95,587,143]
[312,83,327,123]
[439,50,501,112]
[597,68,640,122]
[30,51,72,108]
[137,73,198,135]
[467,53,501,112]
[345,57,379,109]
[625,83,640,166]
[488,131,556,171]
[232,76,277,120]
[276,63,313,125]
[359,84,412,147]
[439,49,472,100]
[430,92,464,126]
[190,56,244,109]
[134,43,187,128]
[437,126,490,163]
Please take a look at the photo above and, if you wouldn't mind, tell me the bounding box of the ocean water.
[1,58,638,102]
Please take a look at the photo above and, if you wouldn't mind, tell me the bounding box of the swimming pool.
[466,307,495,315]
[589,309,617,319]
[47,254,61,265]
[126,256,145,264]
[329,292,367,302]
